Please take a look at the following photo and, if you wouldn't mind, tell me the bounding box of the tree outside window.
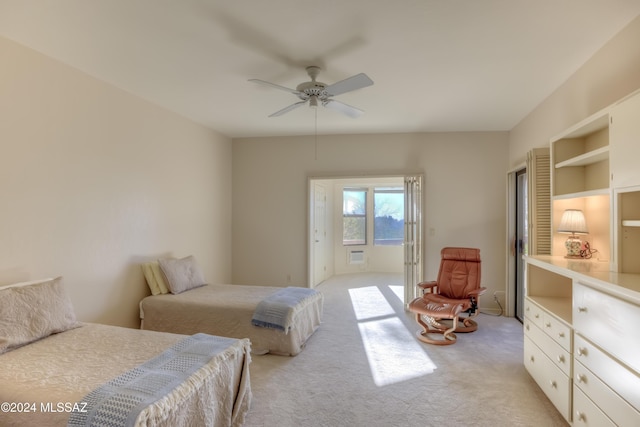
[374,188,404,246]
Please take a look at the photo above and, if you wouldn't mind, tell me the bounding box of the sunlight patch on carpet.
[349,286,437,386]
[388,285,404,303]
[348,286,395,320]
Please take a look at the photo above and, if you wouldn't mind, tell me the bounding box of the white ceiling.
[2,0,640,138]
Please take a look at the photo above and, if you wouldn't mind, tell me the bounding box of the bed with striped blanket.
[0,324,251,427]
[140,284,323,356]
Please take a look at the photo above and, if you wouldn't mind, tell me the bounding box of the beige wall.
[509,15,640,168]
[232,132,509,308]
[0,37,232,328]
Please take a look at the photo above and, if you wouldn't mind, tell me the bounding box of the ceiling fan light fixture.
[250,66,373,118]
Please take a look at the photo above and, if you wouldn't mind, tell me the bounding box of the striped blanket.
[251,286,318,333]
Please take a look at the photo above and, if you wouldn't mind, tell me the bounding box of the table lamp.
[557,209,588,258]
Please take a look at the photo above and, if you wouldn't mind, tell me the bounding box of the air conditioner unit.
[348,250,365,264]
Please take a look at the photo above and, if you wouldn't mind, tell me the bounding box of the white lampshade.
[557,209,588,235]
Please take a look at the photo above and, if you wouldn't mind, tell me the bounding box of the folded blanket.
[67,333,238,427]
[251,287,318,333]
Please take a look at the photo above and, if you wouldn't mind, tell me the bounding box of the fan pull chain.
[314,107,318,160]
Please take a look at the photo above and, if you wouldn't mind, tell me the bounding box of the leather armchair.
[408,247,486,345]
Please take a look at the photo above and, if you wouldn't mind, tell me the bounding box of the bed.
[0,278,252,427]
[140,256,324,356]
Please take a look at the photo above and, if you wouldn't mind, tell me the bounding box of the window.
[343,188,366,245]
[374,188,404,246]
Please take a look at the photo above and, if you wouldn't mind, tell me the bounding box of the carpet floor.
[242,272,568,427]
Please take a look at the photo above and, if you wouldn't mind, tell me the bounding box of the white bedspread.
[0,323,251,427]
[140,284,323,356]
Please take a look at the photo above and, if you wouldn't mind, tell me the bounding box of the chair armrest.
[417,281,437,290]
[417,281,438,295]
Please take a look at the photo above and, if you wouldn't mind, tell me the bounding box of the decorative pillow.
[141,262,170,295]
[157,256,206,294]
[0,277,79,354]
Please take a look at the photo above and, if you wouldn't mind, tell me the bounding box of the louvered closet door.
[527,148,551,255]
[404,175,423,305]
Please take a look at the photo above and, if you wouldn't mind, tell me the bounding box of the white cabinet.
[573,281,640,373]
[610,91,640,189]
[524,298,572,421]
[573,334,640,426]
[524,256,640,426]
[526,88,640,424]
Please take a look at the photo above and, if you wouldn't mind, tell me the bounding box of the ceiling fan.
[249,66,373,118]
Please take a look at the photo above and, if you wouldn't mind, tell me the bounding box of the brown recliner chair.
[408,247,486,345]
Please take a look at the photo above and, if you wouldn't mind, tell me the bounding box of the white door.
[313,183,327,286]
[404,175,423,305]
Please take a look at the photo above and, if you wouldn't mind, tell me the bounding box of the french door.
[404,175,423,305]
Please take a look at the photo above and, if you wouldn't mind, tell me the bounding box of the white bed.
[0,278,252,427]
[140,283,323,356]
[140,256,323,356]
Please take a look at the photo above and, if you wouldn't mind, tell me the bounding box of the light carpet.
[243,273,567,427]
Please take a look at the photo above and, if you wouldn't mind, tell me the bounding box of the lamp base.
[565,236,583,258]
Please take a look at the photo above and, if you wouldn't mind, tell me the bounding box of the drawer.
[524,297,544,329]
[574,334,640,412]
[524,336,571,421]
[574,358,640,426]
[542,311,572,352]
[524,319,571,376]
[573,281,640,373]
[573,386,615,427]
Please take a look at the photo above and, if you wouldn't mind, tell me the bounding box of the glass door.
[515,168,528,322]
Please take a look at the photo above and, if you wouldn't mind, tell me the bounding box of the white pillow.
[0,277,79,354]
[158,256,206,294]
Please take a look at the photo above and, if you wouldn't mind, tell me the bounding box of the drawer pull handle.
[549,380,557,388]
[557,355,565,363]
[558,332,565,338]
[530,356,534,363]
[576,411,586,422]
[577,374,587,383]
[578,306,588,313]
[535,314,540,318]
[577,347,588,357]
[525,324,529,331]
[545,322,551,328]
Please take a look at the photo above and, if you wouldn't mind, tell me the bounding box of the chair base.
[413,313,480,345]
[414,313,460,345]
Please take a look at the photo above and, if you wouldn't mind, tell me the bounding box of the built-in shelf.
[552,188,610,200]
[554,146,609,168]
[622,220,640,227]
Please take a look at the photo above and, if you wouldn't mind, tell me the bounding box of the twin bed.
[140,283,323,356]
[0,278,251,427]
[140,256,324,356]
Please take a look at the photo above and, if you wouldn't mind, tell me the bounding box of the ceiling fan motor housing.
[296,66,329,102]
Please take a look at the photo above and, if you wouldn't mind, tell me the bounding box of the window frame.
[342,187,368,246]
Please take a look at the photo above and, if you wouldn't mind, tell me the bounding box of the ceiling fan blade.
[249,79,301,95]
[324,73,373,96]
[323,99,365,118]
[269,100,307,117]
